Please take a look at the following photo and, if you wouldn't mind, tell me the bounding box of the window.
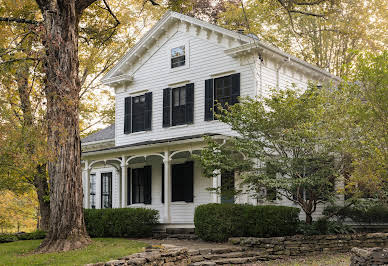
[163,83,194,127]
[124,92,152,134]
[171,46,185,68]
[221,170,235,203]
[89,173,96,209]
[172,161,193,202]
[101,172,112,208]
[214,75,232,113]
[172,86,186,126]
[205,73,240,121]
[131,166,152,204]
[132,95,146,133]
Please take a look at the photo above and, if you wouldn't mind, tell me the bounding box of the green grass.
[0,238,147,266]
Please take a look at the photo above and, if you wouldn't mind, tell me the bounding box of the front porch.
[81,136,226,226]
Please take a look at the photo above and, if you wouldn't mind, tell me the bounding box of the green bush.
[0,234,18,243]
[84,208,159,237]
[297,219,356,235]
[16,230,46,240]
[0,230,46,243]
[324,202,388,223]
[194,203,300,242]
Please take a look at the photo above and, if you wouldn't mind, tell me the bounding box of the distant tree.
[323,52,388,200]
[197,86,342,224]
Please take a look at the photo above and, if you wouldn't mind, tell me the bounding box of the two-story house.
[81,11,340,229]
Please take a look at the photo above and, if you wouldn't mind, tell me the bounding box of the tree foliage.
[196,86,342,223]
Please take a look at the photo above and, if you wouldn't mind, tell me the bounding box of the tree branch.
[0,17,39,25]
[102,0,120,26]
[76,0,98,14]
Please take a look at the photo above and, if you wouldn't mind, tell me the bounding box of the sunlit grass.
[0,238,146,266]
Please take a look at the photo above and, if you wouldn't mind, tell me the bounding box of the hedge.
[0,230,46,243]
[324,203,388,224]
[194,203,300,242]
[84,208,159,237]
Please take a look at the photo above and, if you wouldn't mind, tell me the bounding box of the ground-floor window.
[172,161,193,202]
[90,173,96,208]
[101,172,112,208]
[221,170,235,203]
[131,166,152,204]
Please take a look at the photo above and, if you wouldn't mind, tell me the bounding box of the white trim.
[82,138,115,146]
[129,89,149,95]
[168,80,190,87]
[210,70,236,78]
[225,43,340,81]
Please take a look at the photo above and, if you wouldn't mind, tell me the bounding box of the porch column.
[121,156,127,208]
[163,151,171,224]
[84,160,90,208]
[212,169,221,203]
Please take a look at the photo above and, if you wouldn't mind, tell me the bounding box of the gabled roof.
[101,11,251,85]
[101,10,339,86]
[82,124,115,144]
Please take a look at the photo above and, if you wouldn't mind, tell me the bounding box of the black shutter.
[124,97,132,134]
[161,164,164,204]
[184,161,194,203]
[144,165,152,204]
[231,73,240,105]
[205,79,214,121]
[185,83,194,124]
[132,169,137,204]
[163,88,171,127]
[144,92,152,131]
[127,168,131,205]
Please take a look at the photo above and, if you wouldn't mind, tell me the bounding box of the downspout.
[276,56,291,89]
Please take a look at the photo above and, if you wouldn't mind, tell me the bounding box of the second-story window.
[171,46,185,68]
[172,86,186,126]
[205,73,240,121]
[163,83,194,127]
[124,92,152,134]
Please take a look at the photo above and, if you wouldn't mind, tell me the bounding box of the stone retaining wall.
[229,233,388,256]
[86,245,189,266]
[351,247,388,265]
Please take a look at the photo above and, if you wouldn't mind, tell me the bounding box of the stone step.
[212,256,266,264]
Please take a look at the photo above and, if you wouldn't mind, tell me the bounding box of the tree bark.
[33,164,50,231]
[36,0,94,252]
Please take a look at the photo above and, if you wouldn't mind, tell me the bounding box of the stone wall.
[351,247,388,265]
[86,245,189,266]
[229,233,388,256]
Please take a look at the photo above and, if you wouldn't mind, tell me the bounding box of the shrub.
[84,208,159,237]
[194,203,300,242]
[297,219,356,235]
[324,202,388,223]
[16,230,46,240]
[0,234,18,243]
[0,230,46,243]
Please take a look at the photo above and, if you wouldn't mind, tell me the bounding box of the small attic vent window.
[171,46,185,68]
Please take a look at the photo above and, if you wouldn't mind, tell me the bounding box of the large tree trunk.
[36,0,93,253]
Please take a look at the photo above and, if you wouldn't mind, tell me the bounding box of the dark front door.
[101,172,112,208]
[221,170,235,203]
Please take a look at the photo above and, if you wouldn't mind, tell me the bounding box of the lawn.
[0,238,147,266]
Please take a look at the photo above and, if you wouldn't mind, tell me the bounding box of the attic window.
[171,46,185,68]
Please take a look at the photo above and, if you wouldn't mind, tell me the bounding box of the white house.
[81,11,340,229]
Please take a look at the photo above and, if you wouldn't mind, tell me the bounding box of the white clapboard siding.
[115,30,255,147]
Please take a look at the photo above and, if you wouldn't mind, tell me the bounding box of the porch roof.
[82,133,225,157]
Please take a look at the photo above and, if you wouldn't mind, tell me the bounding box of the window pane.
[173,89,179,107]
[180,87,186,105]
[171,46,185,58]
